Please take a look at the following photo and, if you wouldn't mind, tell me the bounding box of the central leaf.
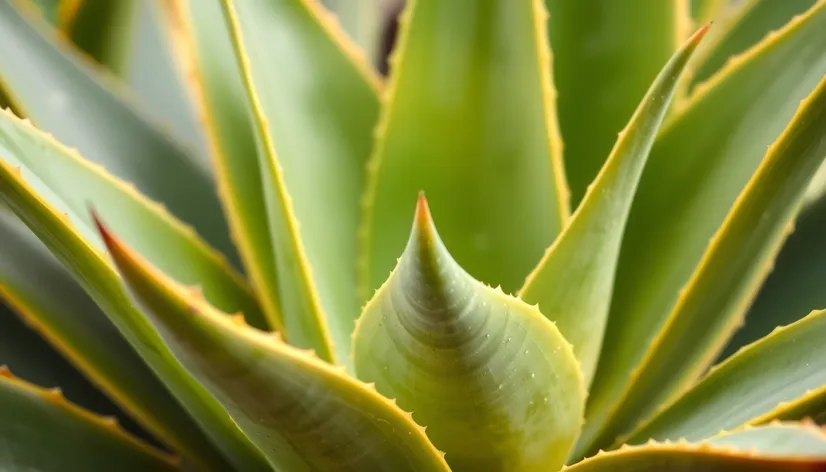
[353,195,584,472]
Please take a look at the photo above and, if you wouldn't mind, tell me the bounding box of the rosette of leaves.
[2,0,826,470]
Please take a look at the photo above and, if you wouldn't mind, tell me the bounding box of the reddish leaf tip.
[691,22,713,43]
[415,191,433,230]
[89,207,116,251]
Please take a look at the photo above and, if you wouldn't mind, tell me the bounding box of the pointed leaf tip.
[89,208,115,252]
[95,213,449,471]
[354,203,585,470]
[414,192,432,231]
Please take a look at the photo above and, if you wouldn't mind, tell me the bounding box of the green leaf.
[580,0,826,454]
[520,25,708,385]
[360,0,569,298]
[0,1,240,267]
[721,190,826,360]
[546,0,688,205]
[0,210,232,471]
[566,424,826,472]
[94,214,451,472]
[0,296,127,429]
[580,68,826,455]
[218,0,381,364]
[691,0,818,86]
[708,422,826,455]
[758,387,826,426]
[126,0,206,155]
[625,309,826,444]
[0,108,266,328]
[156,0,283,331]
[353,196,584,472]
[0,145,269,471]
[0,369,179,472]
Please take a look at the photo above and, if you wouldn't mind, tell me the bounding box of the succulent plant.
[2,0,826,470]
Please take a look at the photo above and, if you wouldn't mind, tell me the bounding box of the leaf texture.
[566,424,826,472]
[583,66,826,452]
[95,214,451,472]
[580,0,826,455]
[0,107,266,328]
[0,368,178,472]
[626,309,826,444]
[219,0,381,364]
[0,210,231,470]
[158,0,282,331]
[520,24,708,384]
[360,0,570,298]
[0,0,239,265]
[353,195,584,472]
[546,0,687,204]
[0,155,269,471]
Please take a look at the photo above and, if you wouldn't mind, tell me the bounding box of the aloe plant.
[2,0,826,470]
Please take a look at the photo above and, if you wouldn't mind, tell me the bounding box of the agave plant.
[2,0,826,470]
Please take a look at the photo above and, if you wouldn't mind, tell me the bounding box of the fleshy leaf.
[583,68,826,452]
[0,297,128,429]
[218,0,382,364]
[546,0,688,204]
[708,422,826,455]
[0,107,266,328]
[353,195,585,472]
[157,0,283,331]
[0,368,178,472]
[0,210,233,471]
[691,0,817,85]
[566,424,826,472]
[360,0,570,298]
[581,0,826,454]
[0,156,269,471]
[625,309,826,444]
[94,214,451,472]
[0,1,239,265]
[520,25,708,385]
[721,167,826,359]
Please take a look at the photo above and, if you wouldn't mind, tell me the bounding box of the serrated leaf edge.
[0,107,260,313]
[592,75,826,451]
[623,309,826,444]
[99,224,451,469]
[748,386,826,426]
[217,0,337,363]
[531,0,571,225]
[0,283,184,458]
[0,364,180,468]
[671,0,826,117]
[155,0,284,333]
[357,0,571,303]
[567,421,826,470]
[0,152,268,472]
